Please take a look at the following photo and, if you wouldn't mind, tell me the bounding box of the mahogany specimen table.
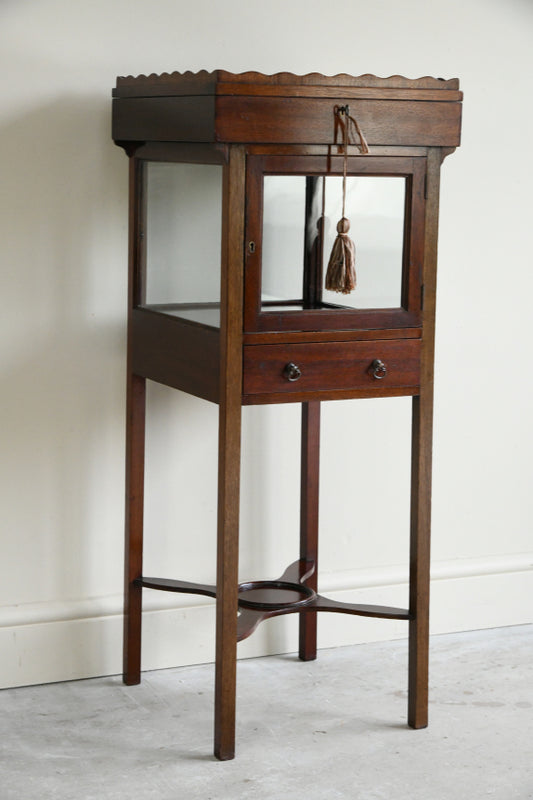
[112,70,463,760]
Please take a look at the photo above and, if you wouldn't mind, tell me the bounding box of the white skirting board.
[1,553,532,689]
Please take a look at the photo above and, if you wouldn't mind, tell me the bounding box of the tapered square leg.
[214,145,246,760]
[408,149,441,729]
[214,399,242,760]
[408,394,431,728]
[299,401,320,661]
[123,372,146,685]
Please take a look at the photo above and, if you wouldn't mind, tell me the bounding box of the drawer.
[215,96,462,147]
[243,339,420,398]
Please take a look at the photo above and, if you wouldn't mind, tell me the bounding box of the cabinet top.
[112,70,462,148]
[113,69,461,100]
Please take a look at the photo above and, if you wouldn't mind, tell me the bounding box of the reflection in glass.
[261,175,405,312]
[143,161,223,327]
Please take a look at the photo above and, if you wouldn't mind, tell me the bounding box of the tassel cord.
[346,112,370,155]
[342,111,348,219]
[339,108,369,217]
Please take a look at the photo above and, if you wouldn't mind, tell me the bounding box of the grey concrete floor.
[1,625,532,800]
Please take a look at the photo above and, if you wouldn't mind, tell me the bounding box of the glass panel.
[262,176,307,303]
[261,175,405,312]
[143,161,223,327]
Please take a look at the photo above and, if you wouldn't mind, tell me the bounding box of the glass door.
[244,155,426,334]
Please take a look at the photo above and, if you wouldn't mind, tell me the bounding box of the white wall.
[1,0,532,688]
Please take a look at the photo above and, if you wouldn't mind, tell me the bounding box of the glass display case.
[113,70,462,760]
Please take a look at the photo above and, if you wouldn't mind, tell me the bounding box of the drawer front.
[216,96,462,147]
[243,339,420,397]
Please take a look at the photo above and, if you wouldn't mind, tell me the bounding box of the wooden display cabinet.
[112,70,462,760]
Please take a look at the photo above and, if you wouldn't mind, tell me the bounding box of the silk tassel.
[325,107,369,295]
